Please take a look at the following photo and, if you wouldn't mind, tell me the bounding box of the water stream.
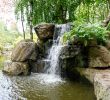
[45,23,71,75]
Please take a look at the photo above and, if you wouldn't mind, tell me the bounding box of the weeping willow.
[15,0,110,40]
[75,0,110,23]
[15,0,82,25]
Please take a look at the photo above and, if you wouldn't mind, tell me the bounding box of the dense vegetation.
[15,0,110,43]
[15,0,81,24]
[62,22,109,45]
[1,0,110,50]
[15,0,110,24]
[0,21,20,50]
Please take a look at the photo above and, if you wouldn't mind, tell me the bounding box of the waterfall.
[45,23,72,75]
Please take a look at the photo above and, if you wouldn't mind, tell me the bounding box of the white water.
[45,23,71,76]
[46,44,63,75]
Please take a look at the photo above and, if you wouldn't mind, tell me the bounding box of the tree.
[15,0,83,39]
[15,0,110,39]
[15,0,82,24]
[75,0,110,23]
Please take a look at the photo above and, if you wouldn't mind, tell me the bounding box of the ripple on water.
[0,71,96,100]
[32,73,65,85]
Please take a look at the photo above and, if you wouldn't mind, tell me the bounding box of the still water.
[0,56,96,100]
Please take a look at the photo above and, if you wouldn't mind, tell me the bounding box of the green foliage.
[0,21,20,47]
[62,22,109,46]
[75,0,109,23]
[15,0,82,24]
[106,22,110,31]
[15,0,110,25]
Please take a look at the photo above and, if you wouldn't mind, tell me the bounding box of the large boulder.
[59,45,84,76]
[68,68,110,100]
[105,40,110,50]
[89,46,110,68]
[3,61,29,75]
[60,45,81,59]
[11,39,38,62]
[34,23,55,42]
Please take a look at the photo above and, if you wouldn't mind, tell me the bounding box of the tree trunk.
[29,0,33,40]
[21,7,25,39]
[30,20,33,40]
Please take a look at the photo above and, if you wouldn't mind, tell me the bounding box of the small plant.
[62,22,109,46]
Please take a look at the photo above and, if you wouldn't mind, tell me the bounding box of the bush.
[62,22,109,46]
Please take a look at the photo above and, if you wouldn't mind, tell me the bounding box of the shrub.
[62,23,109,46]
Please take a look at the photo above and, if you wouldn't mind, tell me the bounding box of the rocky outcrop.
[60,45,81,59]
[36,39,53,58]
[105,40,110,50]
[59,45,85,76]
[70,68,110,100]
[59,43,110,100]
[3,61,29,75]
[3,39,40,75]
[11,39,38,62]
[75,68,110,100]
[89,45,110,68]
[3,22,56,75]
[34,23,55,42]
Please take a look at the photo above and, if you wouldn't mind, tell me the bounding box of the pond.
[0,56,96,100]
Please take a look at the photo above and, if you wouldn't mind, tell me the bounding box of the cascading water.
[45,23,72,76]
[46,43,62,75]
